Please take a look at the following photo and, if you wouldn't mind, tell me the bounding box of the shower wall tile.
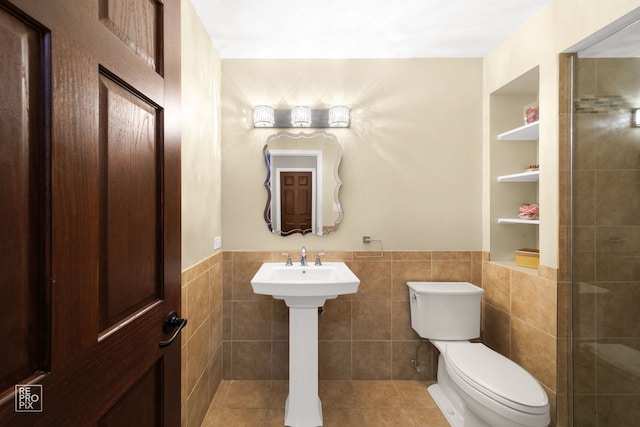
[595,170,640,225]
[596,395,640,426]
[568,57,640,427]
[595,251,640,282]
[595,283,640,338]
[594,115,640,170]
[572,171,596,226]
[594,338,640,395]
[574,58,596,95]
[572,114,597,170]
[595,58,640,96]
[573,395,597,427]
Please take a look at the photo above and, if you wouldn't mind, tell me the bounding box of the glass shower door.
[571,29,640,426]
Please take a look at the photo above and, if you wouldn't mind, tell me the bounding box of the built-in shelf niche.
[489,66,540,267]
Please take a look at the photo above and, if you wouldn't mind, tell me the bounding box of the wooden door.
[0,0,182,425]
[280,171,313,235]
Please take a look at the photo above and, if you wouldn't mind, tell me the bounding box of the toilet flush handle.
[411,293,417,302]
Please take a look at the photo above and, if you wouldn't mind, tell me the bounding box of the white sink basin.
[251,262,360,303]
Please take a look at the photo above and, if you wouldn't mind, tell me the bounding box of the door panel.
[0,0,181,425]
[99,71,162,333]
[281,171,312,235]
[98,0,161,71]
[98,360,162,426]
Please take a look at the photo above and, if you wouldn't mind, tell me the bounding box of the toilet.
[407,282,550,427]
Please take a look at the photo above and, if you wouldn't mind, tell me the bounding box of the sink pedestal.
[284,303,323,427]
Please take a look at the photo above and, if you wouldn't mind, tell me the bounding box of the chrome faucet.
[300,246,307,266]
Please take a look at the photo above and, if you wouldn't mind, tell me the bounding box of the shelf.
[497,170,539,182]
[498,218,540,225]
[497,121,539,140]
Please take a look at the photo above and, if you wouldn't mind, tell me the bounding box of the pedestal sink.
[251,262,360,427]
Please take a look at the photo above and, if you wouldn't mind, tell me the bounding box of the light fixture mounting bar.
[253,107,350,128]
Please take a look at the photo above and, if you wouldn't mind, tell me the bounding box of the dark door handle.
[159,311,188,348]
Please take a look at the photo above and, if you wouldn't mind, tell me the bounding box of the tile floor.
[200,380,449,427]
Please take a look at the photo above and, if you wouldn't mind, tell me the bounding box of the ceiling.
[190,0,552,59]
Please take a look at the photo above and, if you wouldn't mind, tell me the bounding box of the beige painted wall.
[221,59,483,251]
[181,0,222,268]
[483,0,640,268]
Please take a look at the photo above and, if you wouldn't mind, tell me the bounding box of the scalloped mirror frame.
[263,131,343,236]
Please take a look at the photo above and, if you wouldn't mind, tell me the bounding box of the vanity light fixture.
[633,108,640,127]
[253,105,275,127]
[252,105,350,128]
[291,106,312,127]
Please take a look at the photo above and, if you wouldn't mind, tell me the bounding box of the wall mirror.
[263,131,343,236]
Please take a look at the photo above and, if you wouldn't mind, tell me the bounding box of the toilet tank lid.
[407,282,484,295]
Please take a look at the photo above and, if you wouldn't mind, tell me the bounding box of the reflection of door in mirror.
[270,152,321,236]
[263,131,343,236]
[280,171,312,235]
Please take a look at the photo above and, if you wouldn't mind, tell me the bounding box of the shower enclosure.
[568,22,640,426]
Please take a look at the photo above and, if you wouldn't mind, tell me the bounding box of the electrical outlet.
[214,236,222,250]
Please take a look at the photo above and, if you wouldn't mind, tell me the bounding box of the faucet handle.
[314,252,325,266]
[281,252,293,266]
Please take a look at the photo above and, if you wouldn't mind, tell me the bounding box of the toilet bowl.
[407,282,550,427]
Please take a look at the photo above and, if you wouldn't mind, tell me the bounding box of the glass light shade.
[634,108,640,127]
[328,105,350,127]
[291,106,311,127]
[253,105,274,127]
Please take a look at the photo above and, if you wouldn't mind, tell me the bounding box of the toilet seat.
[444,342,549,415]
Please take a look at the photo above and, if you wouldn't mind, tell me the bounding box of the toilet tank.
[407,282,484,340]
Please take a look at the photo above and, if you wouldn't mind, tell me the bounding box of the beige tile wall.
[222,250,483,382]
[181,252,224,427]
[218,250,561,425]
